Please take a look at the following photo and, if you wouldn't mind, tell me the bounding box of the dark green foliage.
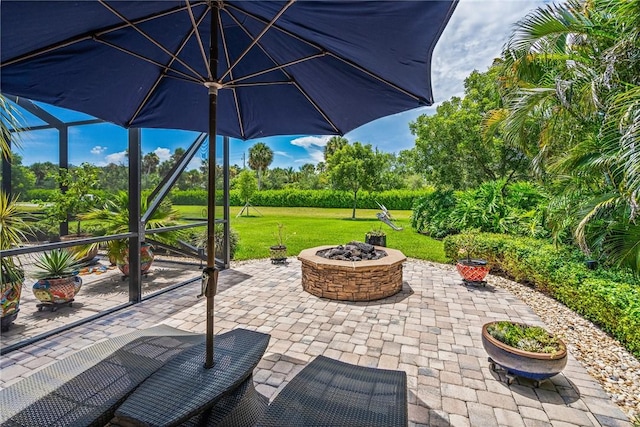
[487,321,563,354]
[188,224,239,260]
[444,233,640,357]
[169,189,425,210]
[410,189,456,238]
[411,181,547,238]
[33,249,81,279]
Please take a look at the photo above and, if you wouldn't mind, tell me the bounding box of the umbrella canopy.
[1,1,456,139]
[1,0,457,368]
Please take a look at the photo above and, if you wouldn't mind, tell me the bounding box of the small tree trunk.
[352,190,357,219]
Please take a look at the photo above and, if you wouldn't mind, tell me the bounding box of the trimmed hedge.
[170,189,427,210]
[443,233,640,357]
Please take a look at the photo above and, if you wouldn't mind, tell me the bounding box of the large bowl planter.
[456,259,489,283]
[481,321,568,386]
[32,276,83,311]
[117,243,155,277]
[1,279,23,332]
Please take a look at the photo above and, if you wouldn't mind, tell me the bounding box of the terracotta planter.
[481,321,567,385]
[1,278,22,332]
[117,243,155,276]
[269,245,287,264]
[456,259,489,283]
[32,275,83,305]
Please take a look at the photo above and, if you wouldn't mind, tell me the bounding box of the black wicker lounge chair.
[0,325,202,427]
[112,328,270,427]
[256,355,408,427]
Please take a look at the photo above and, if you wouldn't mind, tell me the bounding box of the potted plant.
[365,227,386,247]
[0,191,32,331]
[31,249,83,311]
[482,320,568,386]
[81,191,180,276]
[455,229,489,283]
[270,223,291,264]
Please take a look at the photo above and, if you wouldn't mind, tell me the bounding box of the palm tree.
[323,136,348,161]
[496,0,640,271]
[248,142,273,189]
[142,152,160,175]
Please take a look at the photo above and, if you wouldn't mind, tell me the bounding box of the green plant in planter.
[487,321,563,355]
[190,224,239,260]
[31,248,84,307]
[365,226,387,247]
[455,228,489,283]
[457,228,483,264]
[81,191,181,265]
[270,223,294,263]
[0,190,33,331]
[32,249,82,279]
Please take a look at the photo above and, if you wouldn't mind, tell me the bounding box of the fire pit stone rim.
[298,245,406,267]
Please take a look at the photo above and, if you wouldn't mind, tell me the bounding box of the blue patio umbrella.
[1,0,457,367]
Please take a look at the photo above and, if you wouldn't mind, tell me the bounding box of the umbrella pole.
[204,1,220,370]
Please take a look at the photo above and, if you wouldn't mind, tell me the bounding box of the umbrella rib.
[186,0,212,81]
[1,2,208,67]
[94,38,201,84]
[326,52,426,103]
[226,3,426,103]
[128,8,210,126]
[291,81,341,134]
[99,0,206,81]
[227,81,293,88]
[223,8,339,134]
[227,53,326,85]
[219,0,296,82]
[218,9,246,139]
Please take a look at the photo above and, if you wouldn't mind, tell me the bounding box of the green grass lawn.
[175,205,447,263]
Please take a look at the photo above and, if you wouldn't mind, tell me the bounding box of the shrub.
[444,233,640,357]
[171,189,426,210]
[410,189,455,238]
[412,181,547,238]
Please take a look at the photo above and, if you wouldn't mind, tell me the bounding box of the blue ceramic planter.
[481,321,567,385]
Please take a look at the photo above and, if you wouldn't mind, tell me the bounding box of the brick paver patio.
[0,258,632,426]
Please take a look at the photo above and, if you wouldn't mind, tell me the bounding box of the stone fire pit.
[298,244,406,301]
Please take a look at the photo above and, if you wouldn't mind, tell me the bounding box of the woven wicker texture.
[0,325,203,427]
[114,328,270,427]
[179,376,268,427]
[257,355,408,427]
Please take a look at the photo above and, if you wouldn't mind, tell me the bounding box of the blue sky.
[11,0,545,170]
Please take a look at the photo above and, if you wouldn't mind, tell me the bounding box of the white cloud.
[290,135,330,149]
[105,151,128,165]
[153,147,171,162]
[274,150,293,159]
[293,149,325,164]
[189,156,203,170]
[430,0,544,102]
[90,145,107,155]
